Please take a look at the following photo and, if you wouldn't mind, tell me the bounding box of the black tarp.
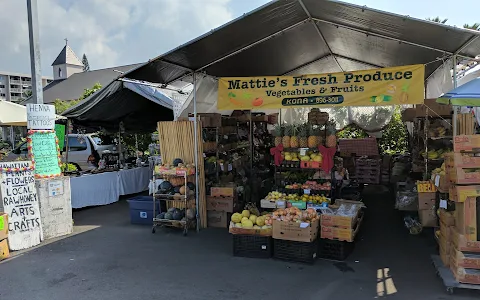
[62,81,173,132]
[121,0,480,85]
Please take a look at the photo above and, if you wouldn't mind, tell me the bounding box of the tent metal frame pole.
[195,19,308,72]
[452,55,458,137]
[332,54,382,69]
[193,72,200,232]
[311,17,472,58]
[298,0,343,72]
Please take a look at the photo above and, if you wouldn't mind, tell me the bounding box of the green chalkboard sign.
[55,124,66,150]
[29,131,61,177]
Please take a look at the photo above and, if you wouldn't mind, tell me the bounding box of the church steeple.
[51,40,84,81]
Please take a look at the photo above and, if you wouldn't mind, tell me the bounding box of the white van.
[9,133,118,170]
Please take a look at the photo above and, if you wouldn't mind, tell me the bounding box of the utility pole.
[26,0,43,104]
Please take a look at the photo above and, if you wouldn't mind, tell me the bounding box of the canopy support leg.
[193,72,200,232]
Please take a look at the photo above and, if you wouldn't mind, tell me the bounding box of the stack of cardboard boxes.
[444,135,480,285]
[417,181,438,227]
[206,186,236,228]
[0,212,9,261]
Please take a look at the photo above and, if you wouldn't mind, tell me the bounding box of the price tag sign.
[300,148,307,156]
[439,199,448,209]
[203,153,206,158]
[434,175,440,187]
[303,189,311,195]
[228,164,232,171]
[417,181,437,193]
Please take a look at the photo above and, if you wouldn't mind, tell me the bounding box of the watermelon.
[158,181,173,194]
[187,182,196,191]
[172,210,183,220]
[172,158,183,167]
[173,186,181,194]
[167,207,177,213]
[164,212,173,220]
[156,212,166,219]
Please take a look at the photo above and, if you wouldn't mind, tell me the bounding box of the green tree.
[426,17,448,24]
[464,23,480,30]
[377,107,408,155]
[22,90,33,99]
[82,54,90,72]
[54,82,102,113]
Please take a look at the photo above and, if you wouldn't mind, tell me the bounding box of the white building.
[0,71,52,103]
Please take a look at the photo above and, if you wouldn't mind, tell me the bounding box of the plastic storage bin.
[273,238,318,264]
[127,196,159,225]
[233,235,272,259]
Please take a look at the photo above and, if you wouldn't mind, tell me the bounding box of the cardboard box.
[320,219,361,242]
[439,233,451,267]
[447,166,480,184]
[452,227,480,252]
[0,213,8,241]
[434,174,451,193]
[439,209,455,227]
[320,208,361,229]
[272,218,319,242]
[445,152,480,168]
[449,185,480,203]
[416,99,452,117]
[450,261,480,285]
[198,113,221,127]
[455,199,477,241]
[260,199,286,209]
[0,239,9,261]
[228,221,272,236]
[211,186,236,197]
[453,135,480,153]
[418,192,436,210]
[417,181,437,193]
[207,210,228,228]
[451,247,480,269]
[419,209,437,227]
[206,196,234,212]
[440,223,452,242]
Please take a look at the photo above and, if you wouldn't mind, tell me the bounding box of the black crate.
[273,239,318,264]
[233,235,272,259]
[318,238,355,261]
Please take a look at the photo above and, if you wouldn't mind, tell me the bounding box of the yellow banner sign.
[217,64,425,110]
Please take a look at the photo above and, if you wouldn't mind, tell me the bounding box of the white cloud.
[0,0,234,77]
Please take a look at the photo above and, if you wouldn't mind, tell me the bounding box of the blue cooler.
[127,196,160,225]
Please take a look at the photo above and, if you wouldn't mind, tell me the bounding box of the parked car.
[8,133,119,171]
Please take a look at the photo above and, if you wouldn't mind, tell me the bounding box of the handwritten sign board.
[0,161,43,250]
[29,131,61,178]
[26,104,55,130]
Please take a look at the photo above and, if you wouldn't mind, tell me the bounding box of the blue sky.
[0,0,478,77]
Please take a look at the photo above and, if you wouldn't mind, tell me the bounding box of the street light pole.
[26,0,43,104]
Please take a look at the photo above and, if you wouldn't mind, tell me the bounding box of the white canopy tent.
[0,100,66,126]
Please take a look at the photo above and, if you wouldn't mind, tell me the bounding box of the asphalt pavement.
[0,186,479,300]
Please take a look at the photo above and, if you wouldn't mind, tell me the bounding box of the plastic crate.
[318,238,355,261]
[127,196,159,225]
[273,238,318,264]
[233,235,273,259]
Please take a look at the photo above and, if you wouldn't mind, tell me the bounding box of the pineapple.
[272,124,283,146]
[282,125,291,147]
[314,126,323,147]
[307,124,317,148]
[290,125,299,148]
[298,124,308,148]
[326,121,337,148]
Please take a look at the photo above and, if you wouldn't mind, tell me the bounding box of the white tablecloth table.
[70,171,120,209]
[118,167,152,195]
[70,167,153,209]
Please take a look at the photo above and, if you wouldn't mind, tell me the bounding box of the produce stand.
[152,166,196,236]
